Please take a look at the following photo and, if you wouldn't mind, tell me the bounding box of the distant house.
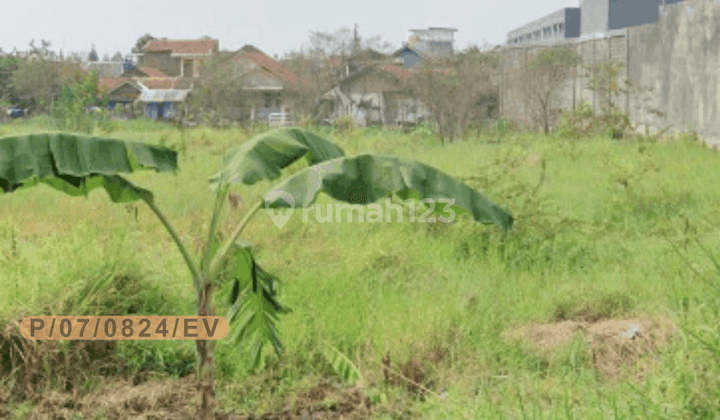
[226,44,310,122]
[94,37,215,119]
[319,63,431,126]
[135,37,218,78]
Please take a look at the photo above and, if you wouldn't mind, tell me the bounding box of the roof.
[234,45,310,87]
[98,77,135,92]
[143,39,218,55]
[135,89,190,103]
[138,78,180,89]
[137,67,168,77]
[99,76,184,92]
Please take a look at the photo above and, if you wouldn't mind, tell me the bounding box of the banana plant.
[0,128,344,420]
[1,127,514,419]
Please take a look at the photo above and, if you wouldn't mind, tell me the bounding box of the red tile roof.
[137,78,180,89]
[144,39,217,55]
[138,67,168,77]
[98,77,134,92]
[234,46,311,87]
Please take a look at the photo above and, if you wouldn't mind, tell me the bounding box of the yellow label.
[19,316,229,340]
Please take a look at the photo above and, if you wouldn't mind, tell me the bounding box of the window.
[553,24,558,33]
[534,30,541,38]
[559,23,563,32]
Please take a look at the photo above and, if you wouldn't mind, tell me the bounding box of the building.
[579,0,683,39]
[406,27,458,58]
[507,8,581,45]
[134,37,218,77]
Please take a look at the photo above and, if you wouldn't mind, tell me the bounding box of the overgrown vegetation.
[1,117,719,420]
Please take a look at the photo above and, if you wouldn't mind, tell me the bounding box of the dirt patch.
[504,314,677,381]
[2,374,375,420]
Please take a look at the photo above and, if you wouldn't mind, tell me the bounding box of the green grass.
[2,118,720,418]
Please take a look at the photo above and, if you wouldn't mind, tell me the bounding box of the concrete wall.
[499,0,720,139]
[499,34,629,127]
[627,0,720,136]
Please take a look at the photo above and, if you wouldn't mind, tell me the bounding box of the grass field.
[2,117,720,419]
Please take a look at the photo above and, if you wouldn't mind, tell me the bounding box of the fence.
[497,0,720,139]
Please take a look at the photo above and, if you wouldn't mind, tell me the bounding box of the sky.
[2,0,580,60]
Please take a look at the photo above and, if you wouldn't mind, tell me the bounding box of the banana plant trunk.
[196,274,216,420]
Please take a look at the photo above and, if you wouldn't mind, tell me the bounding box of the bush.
[332,114,357,135]
[554,101,632,140]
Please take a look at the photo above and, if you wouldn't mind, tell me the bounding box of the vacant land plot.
[1,118,719,419]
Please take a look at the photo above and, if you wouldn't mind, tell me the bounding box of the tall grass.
[2,117,720,418]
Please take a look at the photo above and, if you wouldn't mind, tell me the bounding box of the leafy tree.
[512,46,581,134]
[132,33,156,53]
[0,56,19,101]
[111,51,124,62]
[283,56,336,123]
[307,26,394,56]
[9,58,61,112]
[404,51,498,144]
[189,53,247,124]
[51,69,109,133]
[102,53,110,62]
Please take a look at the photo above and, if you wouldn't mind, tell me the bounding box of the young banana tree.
[0,129,344,419]
[1,128,514,419]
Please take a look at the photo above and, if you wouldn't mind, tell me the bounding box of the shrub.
[332,114,357,135]
[554,101,632,139]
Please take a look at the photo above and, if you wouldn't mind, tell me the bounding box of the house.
[98,76,192,119]
[225,44,310,122]
[319,63,431,126]
[135,37,218,77]
[94,37,214,119]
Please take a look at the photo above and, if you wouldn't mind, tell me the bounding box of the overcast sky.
[2,0,580,59]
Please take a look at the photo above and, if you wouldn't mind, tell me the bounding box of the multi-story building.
[507,0,685,45]
[507,8,581,45]
[579,0,683,38]
[406,27,458,58]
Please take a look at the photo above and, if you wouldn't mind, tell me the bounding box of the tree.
[307,26,394,56]
[132,33,156,53]
[102,53,110,62]
[88,44,99,62]
[512,46,581,134]
[189,52,248,124]
[111,51,124,62]
[9,58,61,112]
[404,51,498,144]
[28,39,53,60]
[0,56,19,101]
[283,56,336,123]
